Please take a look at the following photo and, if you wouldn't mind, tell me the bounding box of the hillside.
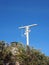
[0,41,49,65]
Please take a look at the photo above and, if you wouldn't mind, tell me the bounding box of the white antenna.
[19,24,37,46]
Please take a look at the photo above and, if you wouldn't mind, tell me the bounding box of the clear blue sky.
[0,0,49,56]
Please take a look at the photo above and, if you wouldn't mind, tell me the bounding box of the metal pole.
[19,24,37,46]
[25,26,29,46]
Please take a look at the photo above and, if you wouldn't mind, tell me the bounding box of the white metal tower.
[19,24,37,46]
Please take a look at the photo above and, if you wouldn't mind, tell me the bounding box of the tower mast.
[19,24,37,46]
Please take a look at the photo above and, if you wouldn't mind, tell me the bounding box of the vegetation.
[0,41,49,65]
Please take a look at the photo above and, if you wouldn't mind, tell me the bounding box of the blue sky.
[0,0,49,56]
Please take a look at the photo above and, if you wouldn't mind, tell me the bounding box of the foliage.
[0,41,49,65]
